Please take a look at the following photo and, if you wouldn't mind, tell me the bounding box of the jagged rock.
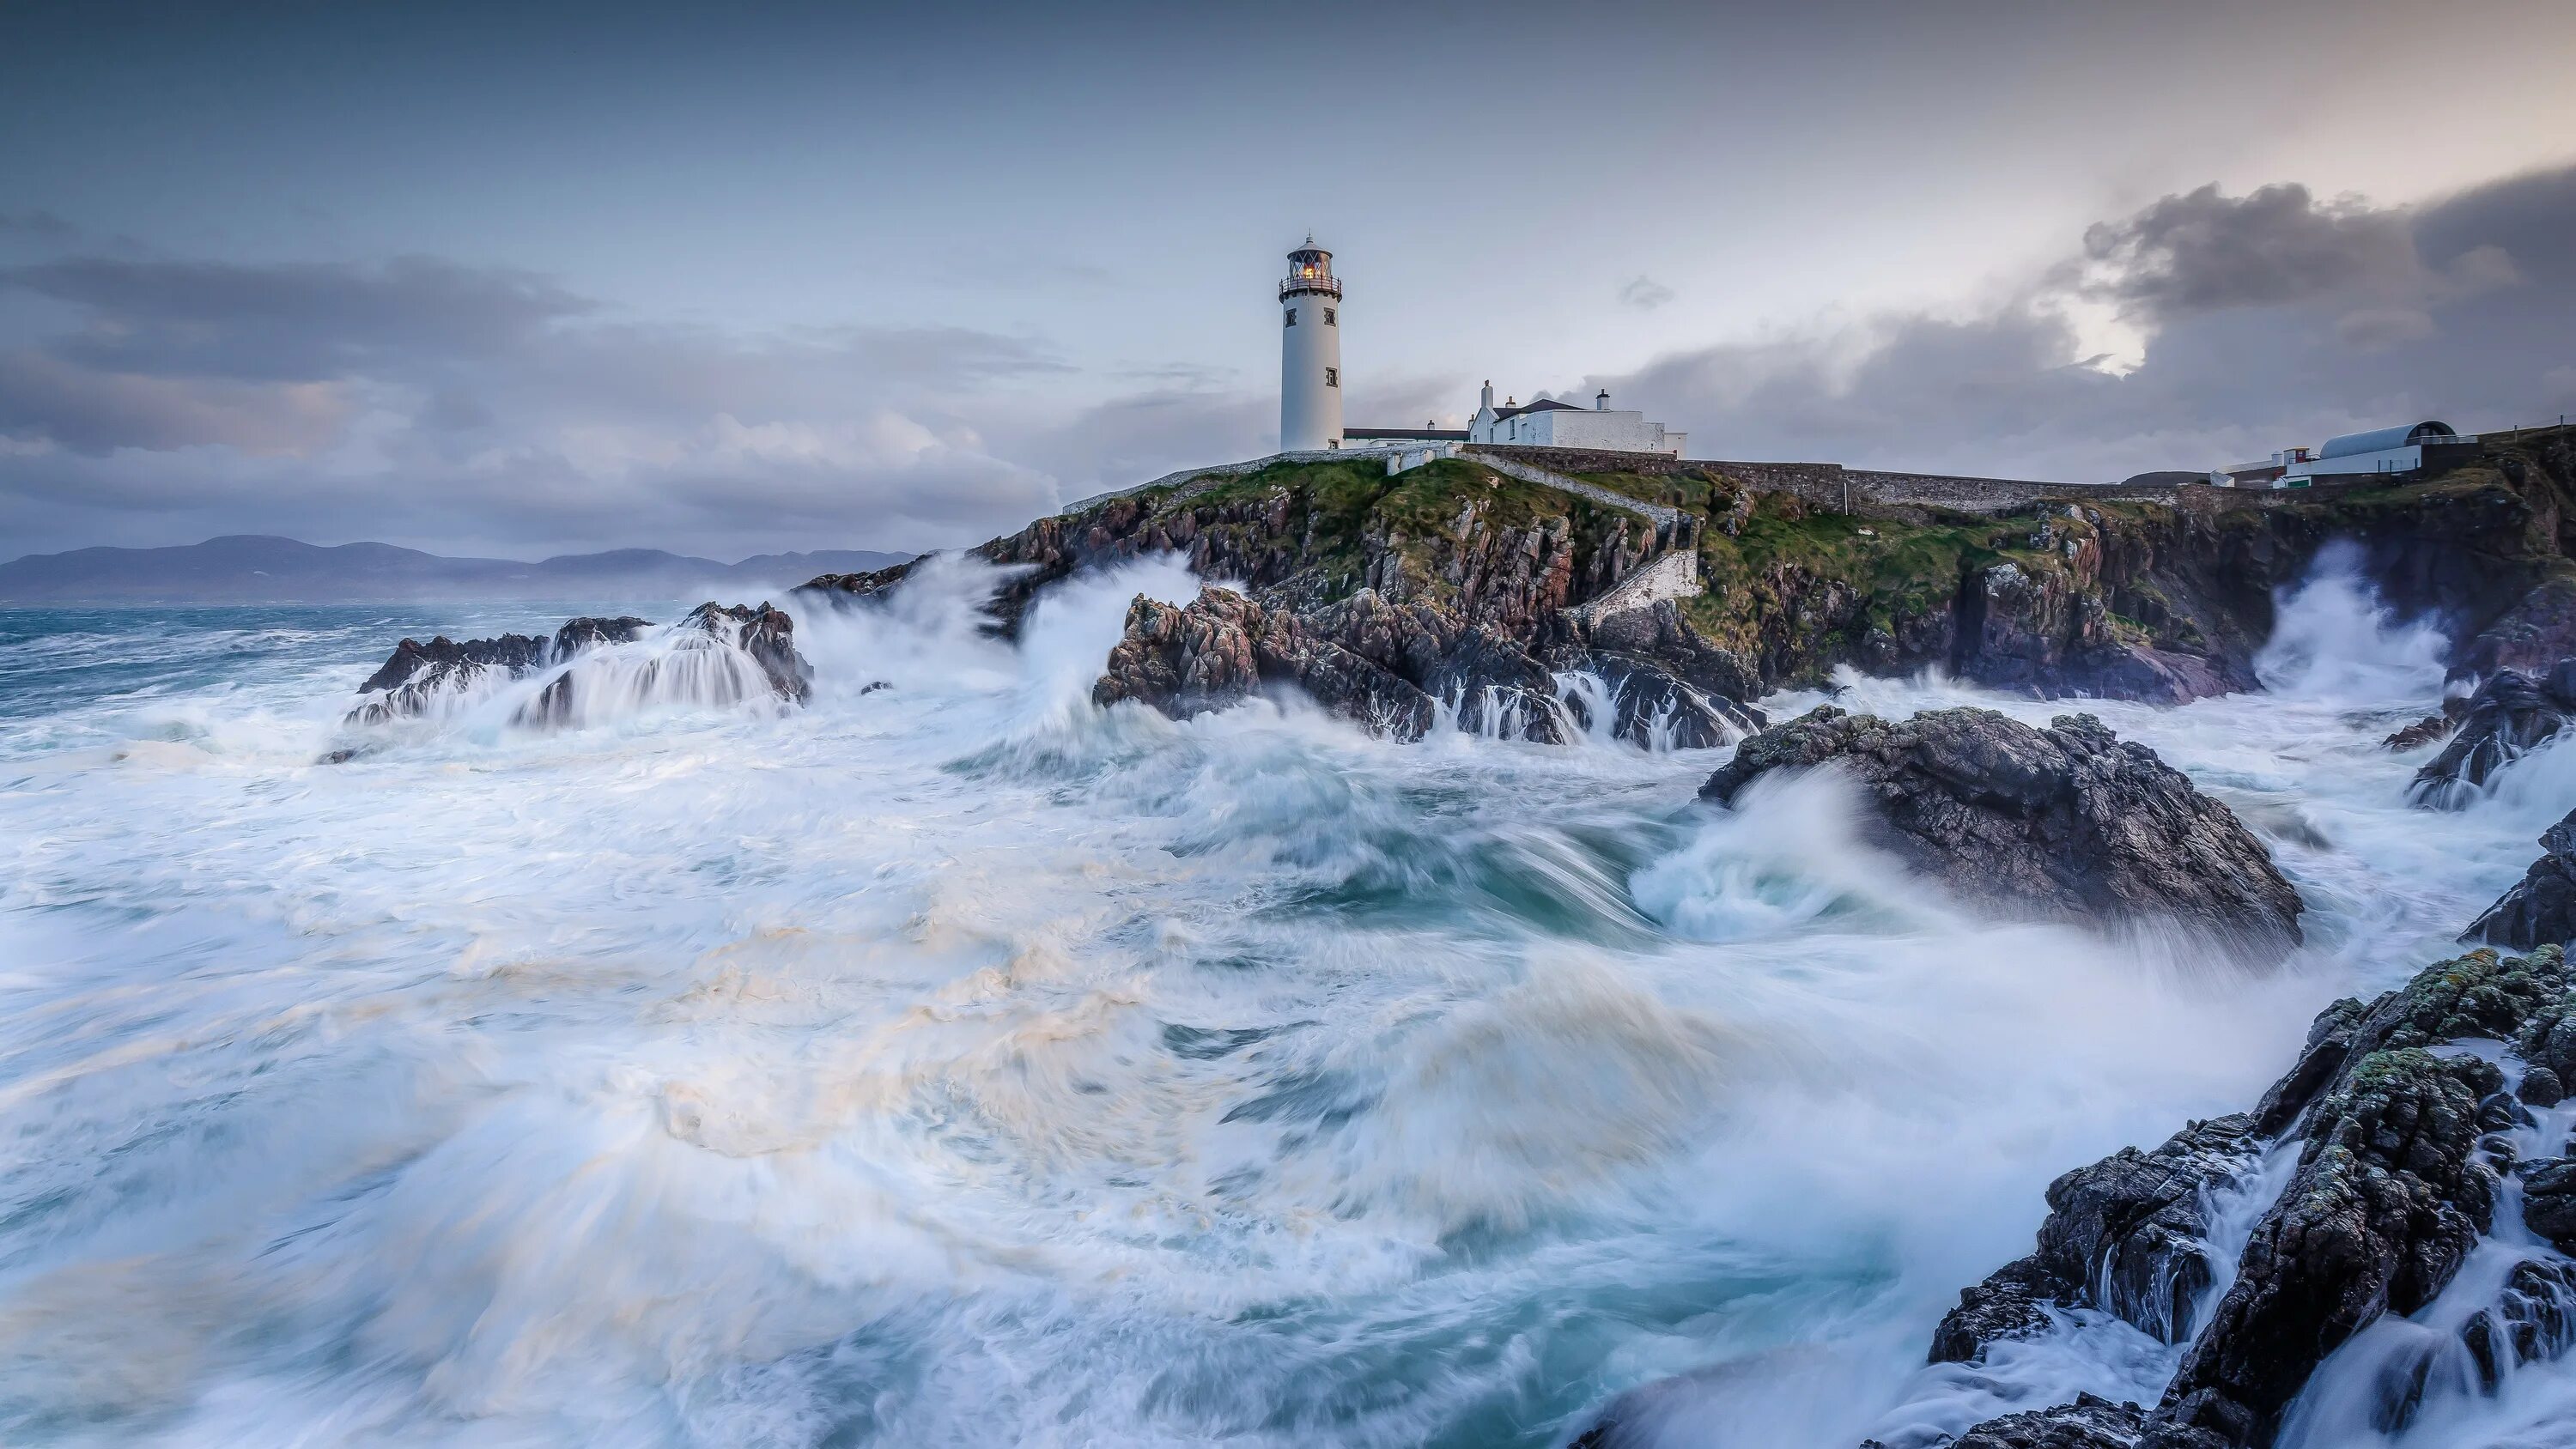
[349,615,655,724]
[1931,1117,2261,1365]
[349,631,552,723]
[1551,600,1766,747]
[1940,1396,2146,1449]
[552,615,652,657]
[2411,666,2576,804]
[1091,585,1765,748]
[2464,807,2576,949]
[2461,1258,2576,1379]
[1093,588,1439,738]
[2154,1047,2504,1446]
[515,602,811,727]
[1699,706,2303,947]
[2520,1158,2576,1255]
[2382,694,2467,751]
[2522,1065,2567,1107]
[1914,947,2570,1449]
[2518,991,2576,1089]
[1929,1253,2065,1363]
[681,602,811,704]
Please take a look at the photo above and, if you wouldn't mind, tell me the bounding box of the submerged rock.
[2463,807,2576,949]
[2410,665,2576,804]
[1698,706,2303,947]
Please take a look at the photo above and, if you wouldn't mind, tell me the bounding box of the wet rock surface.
[1699,706,2304,946]
[2464,806,2576,949]
[2410,664,2576,803]
[349,605,807,729]
[2159,1046,2503,1445]
[1093,589,1439,738]
[681,602,811,704]
[1092,585,1762,746]
[1915,946,2573,1449]
[1933,1117,2263,1366]
[516,602,811,727]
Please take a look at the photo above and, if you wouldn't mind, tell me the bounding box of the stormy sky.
[3,0,2573,561]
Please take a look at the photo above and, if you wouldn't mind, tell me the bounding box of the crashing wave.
[343,603,810,731]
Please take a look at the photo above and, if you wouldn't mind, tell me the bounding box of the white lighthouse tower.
[1279,236,1343,452]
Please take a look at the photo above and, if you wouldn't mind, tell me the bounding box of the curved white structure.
[1279,239,1343,452]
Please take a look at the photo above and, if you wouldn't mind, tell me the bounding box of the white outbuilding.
[1465,382,1685,455]
[2281,421,2471,482]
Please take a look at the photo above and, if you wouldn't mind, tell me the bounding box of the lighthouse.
[1279,237,1343,452]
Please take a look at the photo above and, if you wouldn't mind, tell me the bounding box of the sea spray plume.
[2408,666,2576,807]
[2251,541,2449,705]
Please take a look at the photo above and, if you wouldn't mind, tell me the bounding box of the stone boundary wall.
[1688,458,2410,516]
[1464,444,1692,478]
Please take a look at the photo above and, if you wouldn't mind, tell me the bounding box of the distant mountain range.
[0,535,914,603]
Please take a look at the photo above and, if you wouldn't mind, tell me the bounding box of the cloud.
[0,250,1078,556]
[1592,164,2576,481]
[1619,276,1675,310]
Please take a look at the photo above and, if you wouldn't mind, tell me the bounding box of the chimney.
[1595,389,1610,410]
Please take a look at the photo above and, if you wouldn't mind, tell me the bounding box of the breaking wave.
[0,549,2565,1448]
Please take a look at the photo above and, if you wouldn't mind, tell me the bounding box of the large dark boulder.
[2464,807,2576,949]
[1699,706,2303,947]
[2410,665,2576,805]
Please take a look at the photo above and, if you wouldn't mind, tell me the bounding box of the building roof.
[2319,421,2458,459]
[1496,398,1583,418]
[1345,427,1468,440]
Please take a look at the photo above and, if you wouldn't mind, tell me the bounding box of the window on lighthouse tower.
[1285,307,1297,327]
[1325,367,1339,387]
[1323,308,1335,326]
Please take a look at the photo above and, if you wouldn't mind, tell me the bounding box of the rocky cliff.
[804,428,2576,735]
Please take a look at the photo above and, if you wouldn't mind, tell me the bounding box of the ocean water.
[0,552,2570,1448]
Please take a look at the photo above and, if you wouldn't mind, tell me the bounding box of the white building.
[2281,421,2470,482]
[1279,239,1343,452]
[1465,382,1685,455]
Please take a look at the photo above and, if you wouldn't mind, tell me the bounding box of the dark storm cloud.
[0,249,1072,554]
[1601,165,2576,481]
[2074,182,2421,318]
